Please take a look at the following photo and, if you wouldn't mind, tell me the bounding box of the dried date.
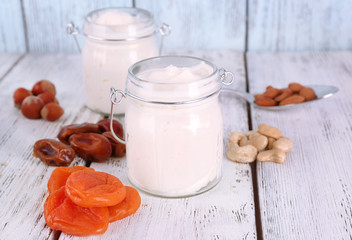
[58,123,101,144]
[97,119,124,138]
[69,133,112,162]
[33,139,75,166]
[102,132,126,158]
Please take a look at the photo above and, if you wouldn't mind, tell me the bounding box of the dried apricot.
[47,166,94,194]
[44,186,109,236]
[108,186,141,222]
[65,170,126,207]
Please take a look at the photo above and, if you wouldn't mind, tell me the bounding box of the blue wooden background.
[1,0,352,53]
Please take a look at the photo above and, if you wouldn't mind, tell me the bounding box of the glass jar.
[80,7,169,115]
[109,56,233,198]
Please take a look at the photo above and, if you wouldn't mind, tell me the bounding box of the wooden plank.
[0,0,26,52]
[0,53,102,239]
[0,53,23,79]
[247,52,352,239]
[23,0,132,52]
[59,50,257,239]
[135,0,246,51]
[248,0,352,51]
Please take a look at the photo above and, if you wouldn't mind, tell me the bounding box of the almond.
[274,88,293,102]
[263,87,281,99]
[299,87,317,101]
[279,95,305,105]
[288,82,304,93]
[254,94,265,101]
[255,97,277,106]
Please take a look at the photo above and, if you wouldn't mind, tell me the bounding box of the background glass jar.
[68,7,170,115]
[109,56,234,198]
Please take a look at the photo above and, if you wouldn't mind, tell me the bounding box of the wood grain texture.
[247,52,352,239]
[60,50,257,240]
[135,0,246,51]
[0,53,102,239]
[0,53,23,79]
[23,0,132,53]
[0,0,26,52]
[248,0,352,51]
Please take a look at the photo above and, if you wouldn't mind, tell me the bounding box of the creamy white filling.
[137,61,213,83]
[93,10,138,25]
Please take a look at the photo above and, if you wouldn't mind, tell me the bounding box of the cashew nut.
[228,132,245,144]
[240,134,268,151]
[272,137,293,152]
[267,137,275,149]
[248,131,263,140]
[257,149,286,164]
[258,124,283,139]
[239,136,249,146]
[226,143,257,163]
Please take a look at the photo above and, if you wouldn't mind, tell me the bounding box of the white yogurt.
[82,8,159,114]
[93,10,137,25]
[125,60,223,196]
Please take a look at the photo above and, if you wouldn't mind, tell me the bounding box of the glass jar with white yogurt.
[80,7,169,115]
[109,56,233,197]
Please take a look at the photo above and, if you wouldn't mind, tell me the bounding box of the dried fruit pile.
[13,80,64,121]
[255,82,317,106]
[33,119,126,166]
[44,167,141,236]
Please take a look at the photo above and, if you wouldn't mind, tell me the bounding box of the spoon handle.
[221,88,255,103]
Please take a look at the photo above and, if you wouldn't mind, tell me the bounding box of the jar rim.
[128,55,219,86]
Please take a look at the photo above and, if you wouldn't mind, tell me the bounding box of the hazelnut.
[32,80,56,96]
[21,96,45,119]
[41,103,64,121]
[13,88,32,108]
[38,92,59,104]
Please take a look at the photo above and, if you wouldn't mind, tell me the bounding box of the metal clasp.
[109,87,126,144]
[158,23,171,55]
[219,68,234,86]
[67,22,81,53]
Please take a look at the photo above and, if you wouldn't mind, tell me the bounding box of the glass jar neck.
[126,56,221,104]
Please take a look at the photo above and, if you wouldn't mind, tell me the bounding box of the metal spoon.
[221,85,339,110]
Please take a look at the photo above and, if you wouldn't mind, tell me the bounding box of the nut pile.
[255,82,317,106]
[13,80,64,121]
[226,124,292,164]
[33,119,126,166]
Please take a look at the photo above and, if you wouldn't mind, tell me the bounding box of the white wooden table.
[0,51,351,240]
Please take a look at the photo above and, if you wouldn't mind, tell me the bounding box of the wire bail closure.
[67,22,81,53]
[158,23,171,55]
[109,87,127,144]
[219,68,234,86]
